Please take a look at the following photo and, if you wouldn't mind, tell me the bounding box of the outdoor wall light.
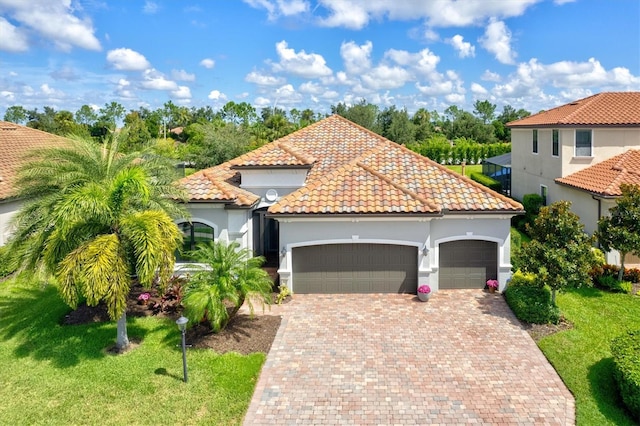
[422,246,429,255]
[176,316,189,383]
[280,247,287,256]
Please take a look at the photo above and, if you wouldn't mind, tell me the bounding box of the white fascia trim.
[187,203,226,210]
[274,216,434,223]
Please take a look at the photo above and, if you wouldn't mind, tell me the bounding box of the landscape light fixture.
[176,316,189,383]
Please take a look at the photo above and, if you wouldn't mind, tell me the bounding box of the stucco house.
[508,92,640,266]
[179,115,523,294]
[0,121,72,246]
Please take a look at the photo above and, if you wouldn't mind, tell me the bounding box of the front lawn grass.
[0,277,264,425]
[538,287,640,425]
[446,164,482,177]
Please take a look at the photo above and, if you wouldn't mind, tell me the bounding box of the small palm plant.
[181,241,273,332]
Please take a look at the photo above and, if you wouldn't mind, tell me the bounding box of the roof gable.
[0,121,73,200]
[180,115,523,214]
[556,149,640,197]
[507,92,640,128]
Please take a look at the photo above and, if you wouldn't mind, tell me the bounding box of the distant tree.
[596,184,640,281]
[99,101,126,128]
[4,105,28,124]
[185,122,252,169]
[377,106,415,145]
[53,110,84,136]
[121,111,153,152]
[332,99,379,132]
[26,106,58,133]
[220,101,257,126]
[473,100,496,124]
[515,201,596,304]
[412,108,432,141]
[75,105,98,127]
[182,241,273,332]
[495,105,530,141]
[6,132,186,350]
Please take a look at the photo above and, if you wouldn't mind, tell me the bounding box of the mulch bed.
[62,284,284,355]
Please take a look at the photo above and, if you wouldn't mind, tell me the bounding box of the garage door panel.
[439,241,498,289]
[293,244,417,294]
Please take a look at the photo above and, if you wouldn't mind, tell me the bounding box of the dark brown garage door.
[292,244,417,294]
[439,240,498,289]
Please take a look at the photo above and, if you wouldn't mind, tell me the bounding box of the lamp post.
[176,316,189,383]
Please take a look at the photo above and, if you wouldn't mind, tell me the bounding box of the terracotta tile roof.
[507,92,640,127]
[0,121,72,201]
[556,149,640,197]
[178,164,260,206]
[180,115,523,214]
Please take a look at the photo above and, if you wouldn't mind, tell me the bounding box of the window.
[177,221,215,261]
[540,185,548,206]
[532,129,538,154]
[575,129,592,157]
[552,129,559,157]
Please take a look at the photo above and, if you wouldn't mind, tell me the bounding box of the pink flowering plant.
[137,292,151,302]
[486,279,499,289]
[418,284,431,294]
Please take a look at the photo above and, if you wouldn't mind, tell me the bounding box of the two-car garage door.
[292,243,417,294]
[291,240,498,293]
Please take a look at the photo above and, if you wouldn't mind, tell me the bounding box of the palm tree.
[6,131,187,350]
[182,241,273,332]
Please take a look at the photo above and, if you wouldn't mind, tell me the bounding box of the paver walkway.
[244,290,575,425]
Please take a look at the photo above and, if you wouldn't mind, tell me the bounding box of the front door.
[253,209,279,266]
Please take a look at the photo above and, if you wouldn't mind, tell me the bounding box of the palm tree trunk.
[116,311,130,350]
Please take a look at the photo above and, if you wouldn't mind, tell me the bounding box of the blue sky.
[0,0,638,119]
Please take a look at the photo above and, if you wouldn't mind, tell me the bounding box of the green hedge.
[611,330,640,420]
[504,273,560,324]
[469,172,502,192]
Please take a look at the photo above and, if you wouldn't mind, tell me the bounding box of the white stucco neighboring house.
[0,121,72,246]
[508,92,640,266]
[179,115,524,294]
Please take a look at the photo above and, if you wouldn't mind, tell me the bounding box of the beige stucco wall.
[512,127,640,203]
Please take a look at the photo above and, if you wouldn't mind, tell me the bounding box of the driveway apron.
[244,290,574,425]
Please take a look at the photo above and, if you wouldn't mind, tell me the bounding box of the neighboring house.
[179,115,523,294]
[0,121,72,246]
[482,152,511,196]
[508,92,640,266]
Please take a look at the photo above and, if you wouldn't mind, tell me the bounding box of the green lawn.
[0,278,264,425]
[539,288,640,425]
[446,164,482,177]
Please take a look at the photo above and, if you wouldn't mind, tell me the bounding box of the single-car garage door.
[292,244,417,294]
[439,240,497,289]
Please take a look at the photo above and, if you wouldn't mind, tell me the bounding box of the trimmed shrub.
[469,172,502,192]
[597,275,633,293]
[504,284,560,324]
[508,270,542,288]
[611,330,640,421]
[591,264,640,287]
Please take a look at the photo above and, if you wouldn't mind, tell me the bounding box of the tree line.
[4,100,530,169]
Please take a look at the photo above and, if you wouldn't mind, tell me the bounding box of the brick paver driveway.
[244,290,574,425]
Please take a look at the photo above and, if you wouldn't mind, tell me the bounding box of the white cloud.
[362,64,411,90]
[340,41,372,75]
[0,17,28,52]
[254,96,271,107]
[481,70,502,82]
[0,0,101,51]
[172,86,192,99]
[1,91,15,102]
[447,35,475,58]
[172,69,196,82]
[140,69,178,90]
[245,70,286,86]
[314,0,539,29]
[107,48,151,71]
[208,90,227,100]
[200,58,215,69]
[299,81,323,94]
[470,82,488,95]
[243,0,309,20]
[271,40,332,78]
[479,19,516,65]
[143,1,159,14]
[385,48,440,77]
